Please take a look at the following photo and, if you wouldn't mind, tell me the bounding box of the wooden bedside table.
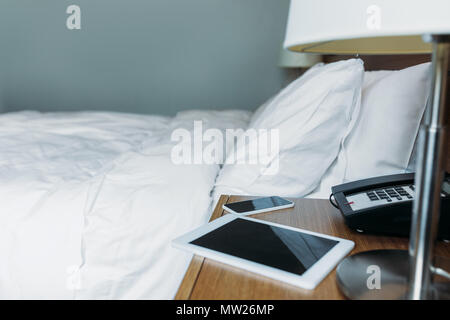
[175,195,450,300]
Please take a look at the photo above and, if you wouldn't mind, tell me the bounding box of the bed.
[0,55,449,300]
[0,110,251,299]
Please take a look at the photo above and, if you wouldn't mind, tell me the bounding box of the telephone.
[330,172,450,240]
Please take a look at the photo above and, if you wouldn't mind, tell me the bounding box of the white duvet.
[0,110,251,299]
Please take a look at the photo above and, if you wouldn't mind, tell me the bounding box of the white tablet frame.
[172,214,354,290]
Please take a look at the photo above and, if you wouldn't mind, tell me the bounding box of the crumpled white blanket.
[0,110,250,299]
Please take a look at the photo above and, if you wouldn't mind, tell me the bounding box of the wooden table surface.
[175,195,450,300]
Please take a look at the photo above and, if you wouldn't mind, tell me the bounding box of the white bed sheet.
[0,110,251,299]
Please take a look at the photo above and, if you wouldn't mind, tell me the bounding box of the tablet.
[172,214,354,290]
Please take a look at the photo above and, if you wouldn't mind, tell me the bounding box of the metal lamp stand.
[336,35,450,300]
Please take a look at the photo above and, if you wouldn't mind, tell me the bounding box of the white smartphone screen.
[224,196,292,214]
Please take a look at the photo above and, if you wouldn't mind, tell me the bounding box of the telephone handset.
[331,172,450,240]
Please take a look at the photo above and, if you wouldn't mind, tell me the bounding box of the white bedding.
[0,110,251,299]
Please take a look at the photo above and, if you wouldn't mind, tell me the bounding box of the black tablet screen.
[190,218,338,275]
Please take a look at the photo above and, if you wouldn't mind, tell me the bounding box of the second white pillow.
[214,59,364,199]
[308,62,431,199]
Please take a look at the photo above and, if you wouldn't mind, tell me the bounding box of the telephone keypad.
[366,186,414,201]
[367,191,379,201]
[350,185,416,211]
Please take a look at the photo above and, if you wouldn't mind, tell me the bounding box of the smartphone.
[222,196,294,215]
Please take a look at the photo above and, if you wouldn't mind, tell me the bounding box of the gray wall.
[0,0,290,115]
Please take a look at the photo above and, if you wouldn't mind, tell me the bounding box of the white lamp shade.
[284,0,450,54]
[278,48,322,67]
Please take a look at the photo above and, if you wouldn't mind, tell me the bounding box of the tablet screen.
[190,218,338,276]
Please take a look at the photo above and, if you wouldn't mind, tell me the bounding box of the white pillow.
[214,59,364,199]
[308,62,431,199]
